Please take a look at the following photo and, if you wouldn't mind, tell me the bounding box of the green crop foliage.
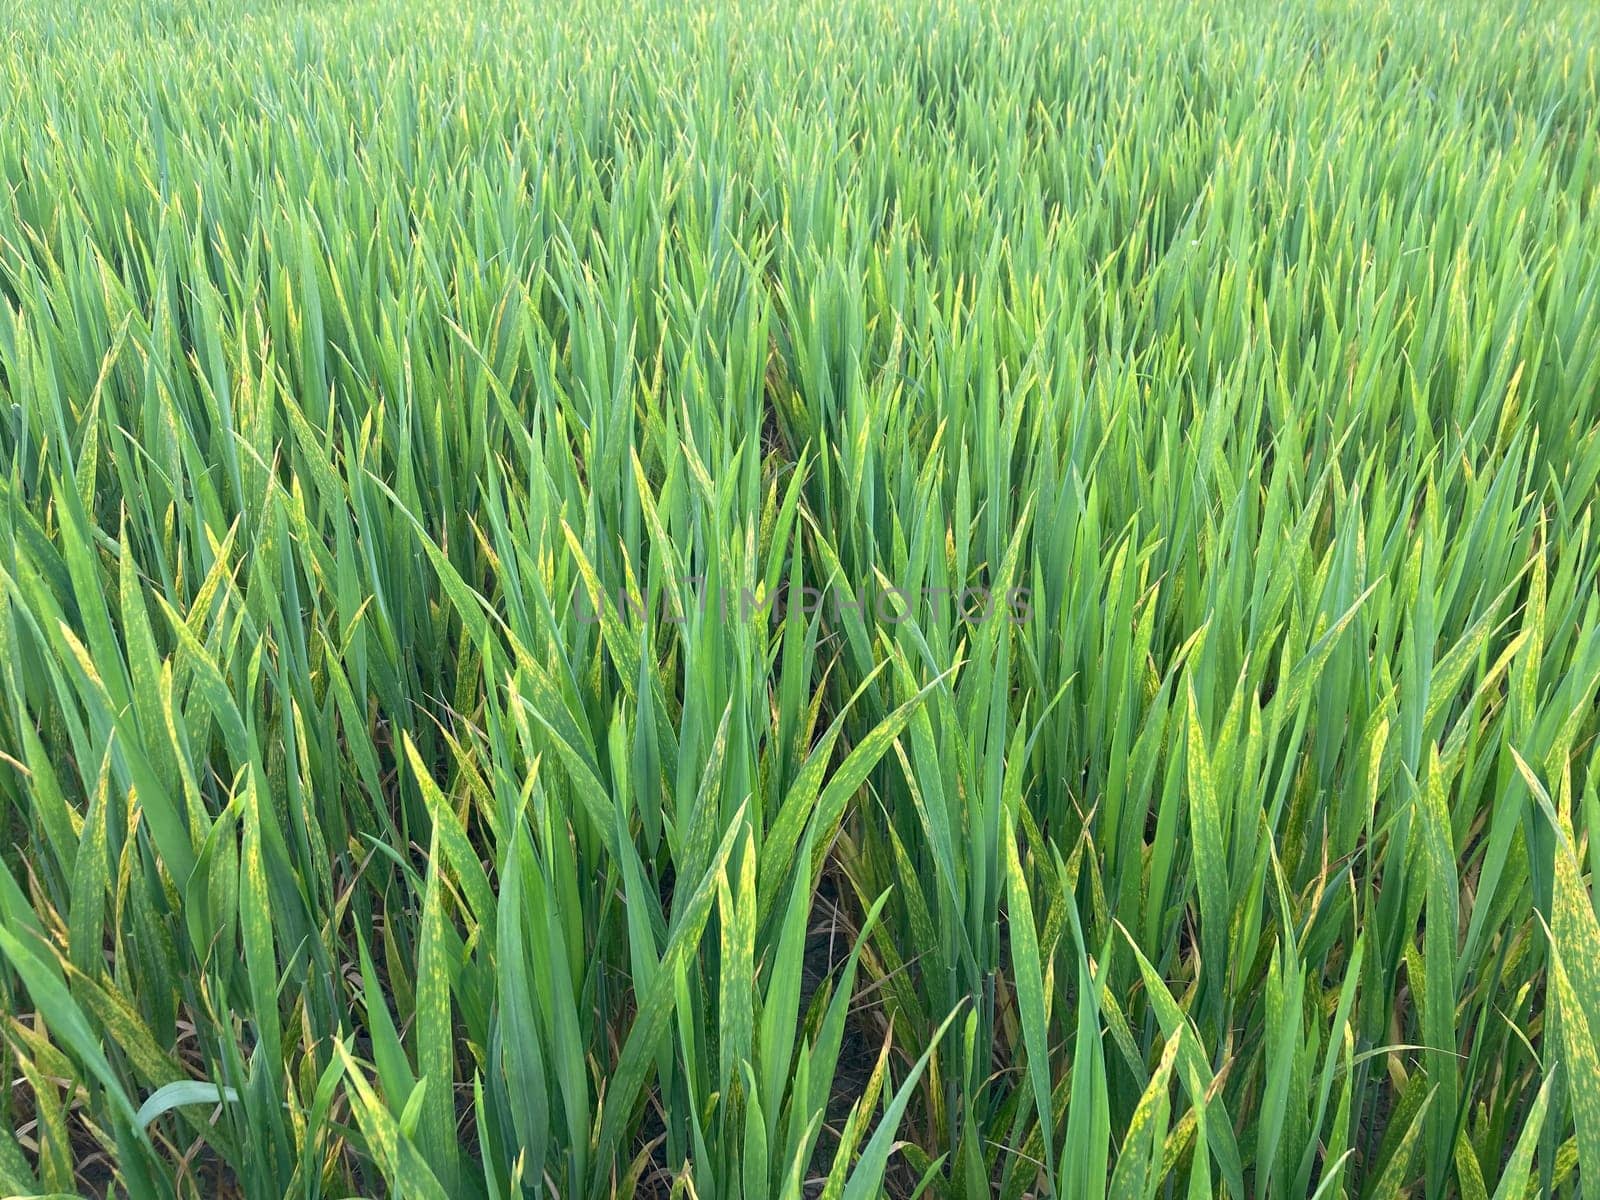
[1,0,1598,1195]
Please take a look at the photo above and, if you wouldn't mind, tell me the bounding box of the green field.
[2,0,1599,1195]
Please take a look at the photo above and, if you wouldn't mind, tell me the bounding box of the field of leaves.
[2,0,1599,1196]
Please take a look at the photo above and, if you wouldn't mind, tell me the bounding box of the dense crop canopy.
[1,0,1599,1195]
